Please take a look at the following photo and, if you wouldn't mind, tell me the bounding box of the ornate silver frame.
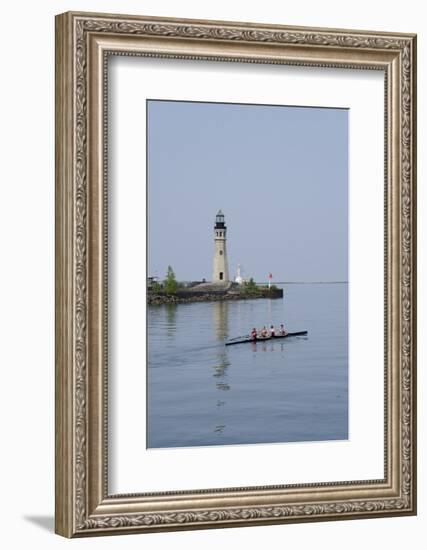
[55,11,417,537]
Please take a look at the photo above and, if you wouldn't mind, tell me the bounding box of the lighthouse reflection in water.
[147,283,348,448]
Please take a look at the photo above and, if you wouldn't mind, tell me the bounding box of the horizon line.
[256,281,348,284]
[149,276,348,284]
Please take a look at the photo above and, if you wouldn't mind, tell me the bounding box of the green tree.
[246,277,257,290]
[151,281,163,293]
[243,277,260,295]
[164,265,178,295]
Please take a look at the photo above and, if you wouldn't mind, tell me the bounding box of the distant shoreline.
[255,281,348,285]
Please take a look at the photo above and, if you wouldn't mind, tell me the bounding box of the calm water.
[147,283,348,448]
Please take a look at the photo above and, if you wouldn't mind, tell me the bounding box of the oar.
[227,334,249,341]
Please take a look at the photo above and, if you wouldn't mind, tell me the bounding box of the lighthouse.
[212,210,229,283]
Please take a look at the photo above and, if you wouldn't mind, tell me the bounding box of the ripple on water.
[147,284,348,448]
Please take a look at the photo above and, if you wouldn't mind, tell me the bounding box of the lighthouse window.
[219,272,224,280]
[219,250,223,255]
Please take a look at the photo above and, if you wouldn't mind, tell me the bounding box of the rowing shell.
[225,331,308,346]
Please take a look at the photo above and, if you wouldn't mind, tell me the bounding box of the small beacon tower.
[212,210,229,283]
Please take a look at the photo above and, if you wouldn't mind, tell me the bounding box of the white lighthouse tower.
[212,210,229,284]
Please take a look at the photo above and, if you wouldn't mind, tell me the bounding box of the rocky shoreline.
[148,287,283,305]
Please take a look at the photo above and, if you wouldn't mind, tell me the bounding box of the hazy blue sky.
[148,100,348,283]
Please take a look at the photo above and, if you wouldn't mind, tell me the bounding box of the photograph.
[147,99,349,449]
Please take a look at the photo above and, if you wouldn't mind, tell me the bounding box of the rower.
[250,327,257,341]
[260,326,268,338]
[270,325,276,337]
[279,324,286,335]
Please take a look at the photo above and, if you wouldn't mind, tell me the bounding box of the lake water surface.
[147,283,348,448]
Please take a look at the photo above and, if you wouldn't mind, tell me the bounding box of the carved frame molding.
[55,11,416,537]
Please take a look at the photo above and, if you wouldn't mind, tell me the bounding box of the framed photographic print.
[55,11,417,537]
